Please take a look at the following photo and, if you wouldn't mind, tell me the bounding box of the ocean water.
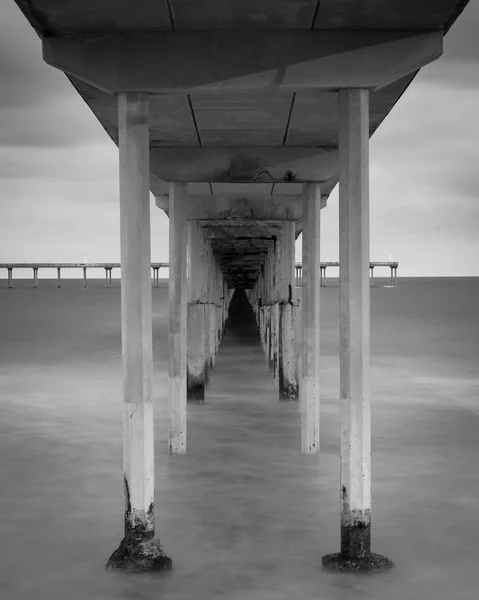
[0,277,478,600]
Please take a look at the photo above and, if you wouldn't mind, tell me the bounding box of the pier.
[10,0,467,577]
[295,261,399,287]
[0,263,169,288]
[1,261,398,289]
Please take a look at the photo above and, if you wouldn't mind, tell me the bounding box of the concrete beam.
[191,195,301,221]
[322,89,393,573]
[149,147,336,183]
[43,31,442,94]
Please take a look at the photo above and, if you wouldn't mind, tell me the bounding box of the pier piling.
[300,183,321,454]
[168,182,188,455]
[105,92,171,573]
[321,88,393,573]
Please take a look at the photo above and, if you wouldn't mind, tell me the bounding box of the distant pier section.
[0,263,168,288]
[295,261,399,287]
[1,261,398,288]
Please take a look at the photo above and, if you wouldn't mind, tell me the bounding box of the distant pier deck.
[0,261,398,288]
[295,261,399,287]
[0,262,169,288]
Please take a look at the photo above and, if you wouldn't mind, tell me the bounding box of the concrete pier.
[295,261,399,287]
[300,183,321,454]
[321,89,393,573]
[168,182,188,455]
[12,0,469,578]
[106,92,171,573]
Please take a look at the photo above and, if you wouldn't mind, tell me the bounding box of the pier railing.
[0,261,398,288]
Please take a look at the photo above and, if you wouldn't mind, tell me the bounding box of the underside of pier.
[13,0,469,576]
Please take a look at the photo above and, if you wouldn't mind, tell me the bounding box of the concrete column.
[300,183,321,454]
[7,268,12,289]
[33,268,38,288]
[322,89,393,574]
[203,240,211,384]
[106,92,171,573]
[82,267,87,288]
[57,267,61,288]
[187,221,206,401]
[168,182,188,454]
[278,222,298,400]
[271,233,284,381]
[105,268,109,286]
[370,265,375,286]
[208,251,216,369]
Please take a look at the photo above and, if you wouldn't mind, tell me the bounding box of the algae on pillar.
[106,92,171,573]
[322,88,393,574]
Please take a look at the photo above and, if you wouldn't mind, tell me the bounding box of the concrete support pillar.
[271,235,280,381]
[300,183,321,454]
[187,221,207,402]
[370,265,375,286]
[33,267,38,288]
[106,92,171,573]
[266,249,274,369]
[295,265,301,288]
[278,222,298,400]
[82,267,87,288]
[105,268,109,286]
[322,89,393,574]
[7,268,12,289]
[57,267,61,288]
[168,182,188,454]
[203,240,211,384]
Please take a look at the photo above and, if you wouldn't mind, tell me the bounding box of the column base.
[279,383,298,401]
[187,382,205,402]
[321,552,394,574]
[106,536,173,573]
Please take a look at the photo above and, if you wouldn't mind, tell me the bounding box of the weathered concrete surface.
[300,183,321,454]
[108,92,171,572]
[43,31,442,93]
[168,183,188,454]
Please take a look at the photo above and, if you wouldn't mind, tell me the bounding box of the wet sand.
[0,278,478,599]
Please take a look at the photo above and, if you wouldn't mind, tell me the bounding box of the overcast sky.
[1,2,478,276]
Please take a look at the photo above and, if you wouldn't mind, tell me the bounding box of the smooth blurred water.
[0,277,478,600]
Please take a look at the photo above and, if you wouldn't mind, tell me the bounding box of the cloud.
[1,0,478,275]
